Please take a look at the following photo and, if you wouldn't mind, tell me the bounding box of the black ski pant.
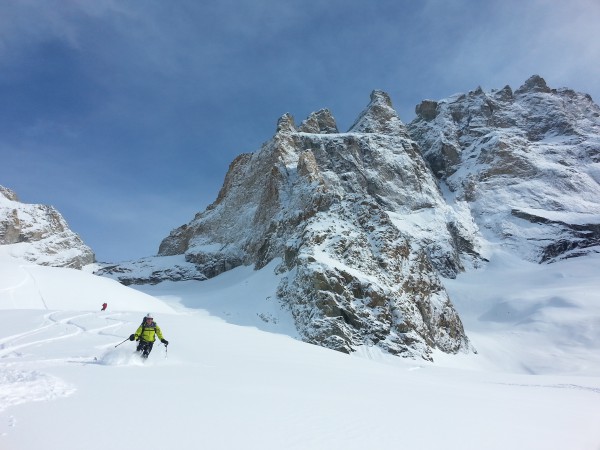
[136,340,154,358]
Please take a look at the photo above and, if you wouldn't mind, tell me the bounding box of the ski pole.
[114,337,129,348]
[164,343,168,359]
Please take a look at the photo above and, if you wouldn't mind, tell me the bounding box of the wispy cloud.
[1,0,599,261]
[416,0,600,98]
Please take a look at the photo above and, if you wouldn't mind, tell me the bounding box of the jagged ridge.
[111,90,473,360]
[100,75,600,360]
[409,75,600,262]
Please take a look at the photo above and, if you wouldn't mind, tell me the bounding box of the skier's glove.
[161,339,169,345]
[129,334,135,341]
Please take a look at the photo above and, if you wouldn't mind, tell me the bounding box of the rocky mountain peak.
[0,185,95,269]
[370,89,393,106]
[105,91,474,360]
[276,113,297,134]
[100,75,599,360]
[515,74,552,95]
[298,109,339,134]
[409,75,600,263]
[0,186,19,201]
[495,84,514,101]
[348,89,409,137]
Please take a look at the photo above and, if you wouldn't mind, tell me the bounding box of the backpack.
[140,317,156,327]
[138,317,157,342]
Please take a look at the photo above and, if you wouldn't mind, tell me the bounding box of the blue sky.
[1,0,599,262]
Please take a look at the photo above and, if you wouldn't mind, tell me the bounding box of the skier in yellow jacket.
[129,313,169,358]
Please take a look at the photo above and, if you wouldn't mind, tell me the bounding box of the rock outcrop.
[104,91,474,360]
[99,75,600,359]
[0,186,95,269]
[409,75,600,262]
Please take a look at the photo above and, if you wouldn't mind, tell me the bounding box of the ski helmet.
[145,313,153,320]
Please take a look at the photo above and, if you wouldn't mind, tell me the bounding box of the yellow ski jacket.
[134,322,165,343]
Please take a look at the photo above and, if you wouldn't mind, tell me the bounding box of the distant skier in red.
[101,302,107,311]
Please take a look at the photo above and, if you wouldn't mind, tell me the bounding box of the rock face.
[143,90,473,359]
[409,75,600,262]
[98,255,207,285]
[99,75,600,360]
[0,186,95,269]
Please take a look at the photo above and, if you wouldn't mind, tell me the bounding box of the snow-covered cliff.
[0,186,95,269]
[101,91,474,359]
[409,75,600,262]
[99,75,600,360]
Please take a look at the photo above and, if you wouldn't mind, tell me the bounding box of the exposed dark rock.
[415,100,439,121]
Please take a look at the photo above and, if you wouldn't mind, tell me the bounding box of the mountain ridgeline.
[100,75,600,360]
[410,75,600,263]
[0,186,94,269]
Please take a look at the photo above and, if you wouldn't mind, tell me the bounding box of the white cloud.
[406,0,600,102]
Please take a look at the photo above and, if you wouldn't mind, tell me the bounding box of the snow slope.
[1,248,600,449]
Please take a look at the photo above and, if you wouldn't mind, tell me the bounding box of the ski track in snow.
[1,250,600,448]
[21,266,48,309]
[0,311,111,358]
[0,311,136,415]
[498,382,600,395]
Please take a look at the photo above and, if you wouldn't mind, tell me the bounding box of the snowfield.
[1,246,600,449]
